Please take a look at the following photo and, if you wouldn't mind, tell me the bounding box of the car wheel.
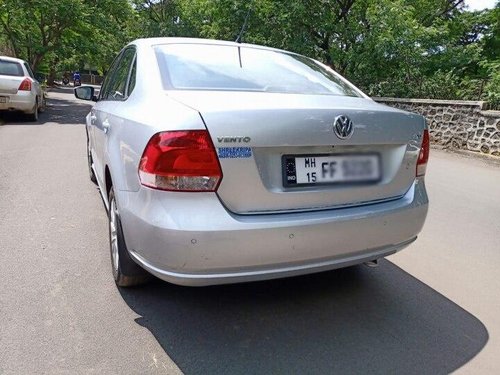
[108,188,150,287]
[87,137,97,184]
[26,99,38,122]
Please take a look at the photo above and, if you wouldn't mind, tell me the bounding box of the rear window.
[155,44,360,97]
[0,60,24,77]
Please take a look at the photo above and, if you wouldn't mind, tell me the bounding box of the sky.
[463,0,498,11]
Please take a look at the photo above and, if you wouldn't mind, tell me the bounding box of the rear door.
[89,53,123,186]
[92,47,136,187]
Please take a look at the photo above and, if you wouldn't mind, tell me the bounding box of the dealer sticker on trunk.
[283,154,381,187]
[218,147,252,159]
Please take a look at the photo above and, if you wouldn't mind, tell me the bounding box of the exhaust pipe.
[364,259,379,268]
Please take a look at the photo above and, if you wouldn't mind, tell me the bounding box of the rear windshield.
[155,44,360,97]
[0,60,24,77]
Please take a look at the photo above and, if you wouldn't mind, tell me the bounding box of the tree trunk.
[47,56,60,86]
[47,67,56,86]
[31,53,44,73]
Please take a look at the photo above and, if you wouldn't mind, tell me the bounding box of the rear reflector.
[18,78,32,91]
[139,130,222,191]
[416,129,430,177]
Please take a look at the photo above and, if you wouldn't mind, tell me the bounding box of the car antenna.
[235,2,253,43]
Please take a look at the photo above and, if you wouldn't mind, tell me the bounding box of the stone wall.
[374,97,500,156]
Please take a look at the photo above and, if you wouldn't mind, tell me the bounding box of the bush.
[483,62,500,109]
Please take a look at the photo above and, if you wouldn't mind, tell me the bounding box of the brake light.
[139,130,222,191]
[18,78,32,91]
[416,129,429,177]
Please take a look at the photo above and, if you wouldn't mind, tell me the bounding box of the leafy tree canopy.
[1,0,498,105]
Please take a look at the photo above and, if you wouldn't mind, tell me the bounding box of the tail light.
[416,129,429,177]
[18,78,32,91]
[139,130,222,192]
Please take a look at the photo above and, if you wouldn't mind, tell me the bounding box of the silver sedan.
[75,38,429,287]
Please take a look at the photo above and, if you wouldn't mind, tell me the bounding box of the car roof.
[130,37,290,55]
[0,55,27,64]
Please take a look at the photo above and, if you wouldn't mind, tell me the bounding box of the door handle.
[90,114,97,124]
[103,119,110,134]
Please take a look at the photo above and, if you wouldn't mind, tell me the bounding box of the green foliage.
[1,0,498,108]
[0,0,135,81]
[155,0,498,106]
[1,0,88,70]
[482,61,500,108]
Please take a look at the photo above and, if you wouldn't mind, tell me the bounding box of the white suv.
[0,56,45,121]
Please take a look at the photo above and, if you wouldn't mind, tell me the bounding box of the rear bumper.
[118,179,428,286]
[0,91,36,112]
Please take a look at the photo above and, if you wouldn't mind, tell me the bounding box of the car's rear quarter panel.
[101,43,209,194]
[104,94,208,193]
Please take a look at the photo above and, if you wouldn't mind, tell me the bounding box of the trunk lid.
[0,59,25,94]
[168,91,425,214]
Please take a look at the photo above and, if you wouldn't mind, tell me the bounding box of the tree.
[0,0,88,71]
[1,0,497,105]
[0,0,135,82]
[132,0,187,37]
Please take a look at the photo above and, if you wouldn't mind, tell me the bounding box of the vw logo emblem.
[333,115,354,139]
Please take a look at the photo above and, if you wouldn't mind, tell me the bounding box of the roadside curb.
[431,145,500,166]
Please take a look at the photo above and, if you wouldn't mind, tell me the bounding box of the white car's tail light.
[139,130,222,192]
[416,129,430,177]
[18,78,32,91]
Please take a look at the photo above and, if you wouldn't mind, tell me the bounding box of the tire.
[86,137,97,184]
[108,188,150,287]
[26,99,38,122]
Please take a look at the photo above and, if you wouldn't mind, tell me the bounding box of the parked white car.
[0,56,45,121]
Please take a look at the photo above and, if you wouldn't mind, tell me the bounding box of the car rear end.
[0,57,36,114]
[116,40,429,286]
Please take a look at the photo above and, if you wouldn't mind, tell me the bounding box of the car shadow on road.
[119,260,488,374]
[41,96,91,125]
[0,86,91,126]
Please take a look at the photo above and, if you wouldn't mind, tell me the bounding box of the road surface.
[0,88,499,374]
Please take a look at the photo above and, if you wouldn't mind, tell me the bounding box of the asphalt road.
[0,88,499,374]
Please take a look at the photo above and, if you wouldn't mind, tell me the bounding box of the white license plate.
[283,154,381,187]
[0,97,7,103]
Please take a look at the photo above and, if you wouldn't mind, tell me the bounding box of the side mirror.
[74,86,97,102]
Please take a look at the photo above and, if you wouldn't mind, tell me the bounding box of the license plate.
[283,154,381,187]
[0,97,7,103]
